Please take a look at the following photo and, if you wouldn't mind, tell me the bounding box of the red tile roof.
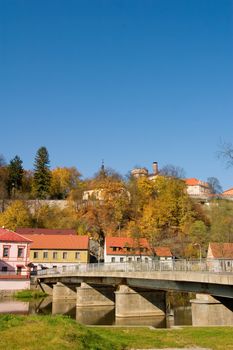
[22,234,89,250]
[222,188,233,196]
[16,228,76,235]
[0,227,32,243]
[209,243,233,259]
[185,178,209,187]
[105,237,172,257]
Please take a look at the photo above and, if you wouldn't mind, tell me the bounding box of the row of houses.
[1,226,233,291]
[0,227,173,275]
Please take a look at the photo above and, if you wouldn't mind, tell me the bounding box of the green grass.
[0,314,232,350]
[13,289,47,300]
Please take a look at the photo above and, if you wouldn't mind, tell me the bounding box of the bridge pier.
[53,282,77,300]
[115,284,166,318]
[76,282,115,307]
[191,294,233,326]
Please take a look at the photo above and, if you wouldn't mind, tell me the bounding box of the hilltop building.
[131,161,159,180]
[184,178,212,197]
[221,188,233,200]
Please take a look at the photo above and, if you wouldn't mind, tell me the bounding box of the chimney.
[152,161,158,175]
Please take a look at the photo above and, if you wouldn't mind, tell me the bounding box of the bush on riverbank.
[13,290,47,300]
[0,314,232,350]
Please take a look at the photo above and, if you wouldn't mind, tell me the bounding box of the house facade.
[185,178,212,197]
[104,236,173,263]
[207,242,233,272]
[21,233,90,271]
[0,227,31,290]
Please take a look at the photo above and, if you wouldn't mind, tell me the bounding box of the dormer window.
[112,247,117,251]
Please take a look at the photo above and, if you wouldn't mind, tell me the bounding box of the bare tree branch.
[218,141,233,168]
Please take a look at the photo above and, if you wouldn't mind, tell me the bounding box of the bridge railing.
[36,258,233,276]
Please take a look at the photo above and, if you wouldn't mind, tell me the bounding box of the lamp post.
[194,243,202,263]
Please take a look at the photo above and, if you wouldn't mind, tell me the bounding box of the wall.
[0,279,30,291]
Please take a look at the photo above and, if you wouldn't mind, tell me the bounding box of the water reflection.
[0,299,29,314]
[0,297,192,328]
[76,306,115,325]
[116,315,166,328]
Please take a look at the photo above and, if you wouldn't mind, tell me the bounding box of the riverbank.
[0,314,232,350]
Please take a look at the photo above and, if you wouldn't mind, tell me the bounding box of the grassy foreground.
[0,314,232,350]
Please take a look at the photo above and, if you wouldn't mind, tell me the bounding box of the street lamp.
[194,243,202,262]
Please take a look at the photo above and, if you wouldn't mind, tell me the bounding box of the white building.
[207,242,233,272]
[185,178,212,197]
[104,236,173,263]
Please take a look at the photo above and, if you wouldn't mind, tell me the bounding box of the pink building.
[0,227,31,291]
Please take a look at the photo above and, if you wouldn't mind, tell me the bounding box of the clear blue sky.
[0,0,232,189]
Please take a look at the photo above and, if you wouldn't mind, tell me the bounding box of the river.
[0,295,192,328]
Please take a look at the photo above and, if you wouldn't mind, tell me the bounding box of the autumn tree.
[184,220,210,258]
[50,166,81,199]
[209,199,233,243]
[77,167,130,239]
[32,147,51,199]
[0,200,32,230]
[21,170,34,198]
[7,155,24,197]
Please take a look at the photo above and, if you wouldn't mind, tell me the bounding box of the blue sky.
[0,0,232,189]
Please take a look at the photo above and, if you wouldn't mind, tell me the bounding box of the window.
[111,257,115,263]
[120,257,124,263]
[75,252,80,260]
[63,252,67,259]
[53,252,58,259]
[145,257,148,263]
[18,247,24,258]
[137,257,141,262]
[33,251,38,259]
[2,266,7,272]
[112,247,117,251]
[3,246,10,258]
[128,257,132,262]
[43,252,48,259]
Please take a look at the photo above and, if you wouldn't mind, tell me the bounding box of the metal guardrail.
[37,259,233,276]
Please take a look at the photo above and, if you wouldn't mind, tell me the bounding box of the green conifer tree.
[7,155,24,197]
[33,147,51,199]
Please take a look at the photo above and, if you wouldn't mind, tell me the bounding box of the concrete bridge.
[35,260,233,326]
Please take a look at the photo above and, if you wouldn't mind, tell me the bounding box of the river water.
[0,297,192,328]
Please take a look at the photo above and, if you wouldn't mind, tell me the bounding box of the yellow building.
[19,233,89,271]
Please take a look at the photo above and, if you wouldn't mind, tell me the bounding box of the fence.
[37,258,233,276]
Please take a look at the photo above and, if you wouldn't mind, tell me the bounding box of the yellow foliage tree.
[0,200,31,231]
[50,167,81,199]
